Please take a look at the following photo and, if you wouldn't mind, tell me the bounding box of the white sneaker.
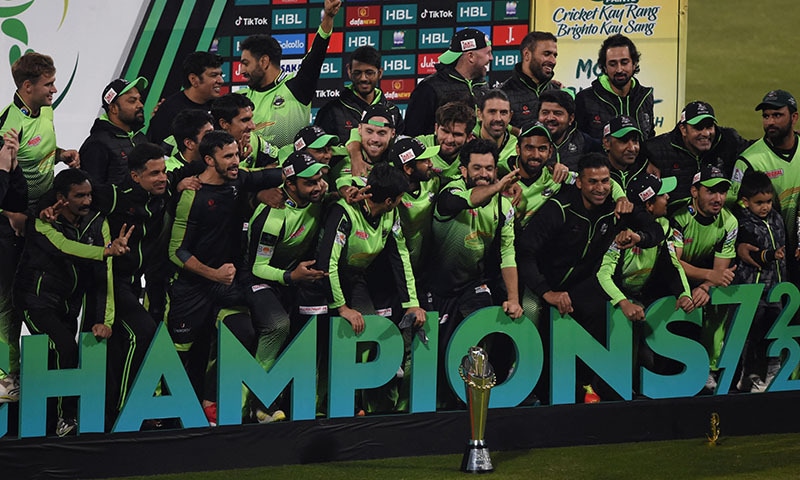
[256,409,286,424]
[56,417,77,437]
[704,371,718,393]
[0,375,19,403]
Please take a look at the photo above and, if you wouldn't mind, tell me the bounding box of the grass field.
[100,1,800,478]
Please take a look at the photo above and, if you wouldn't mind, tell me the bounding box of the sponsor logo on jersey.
[27,135,41,147]
[766,169,784,179]
[289,225,306,239]
[355,230,369,240]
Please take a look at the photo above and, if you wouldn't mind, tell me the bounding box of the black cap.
[360,105,395,128]
[388,137,440,167]
[293,125,339,151]
[102,77,148,109]
[755,89,798,112]
[603,115,641,138]
[627,174,677,205]
[692,164,730,189]
[282,151,327,179]
[438,28,492,65]
[681,101,716,125]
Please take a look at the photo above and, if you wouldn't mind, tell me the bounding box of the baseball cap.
[627,174,677,205]
[388,136,440,168]
[692,164,730,189]
[360,105,395,128]
[518,121,553,142]
[603,115,641,139]
[293,125,339,151]
[681,101,716,125]
[102,77,148,109]
[282,151,327,179]
[438,28,492,65]
[755,89,798,112]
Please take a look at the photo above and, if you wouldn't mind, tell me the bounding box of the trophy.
[459,346,497,473]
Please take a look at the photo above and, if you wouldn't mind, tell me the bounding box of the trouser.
[0,222,23,376]
[22,307,79,421]
[106,280,158,424]
[166,277,249,402]
[245,282,292,374]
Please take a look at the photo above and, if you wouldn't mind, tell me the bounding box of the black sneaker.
[56,417,77,437]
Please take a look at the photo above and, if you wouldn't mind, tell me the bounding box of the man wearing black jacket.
[500,31,559,129]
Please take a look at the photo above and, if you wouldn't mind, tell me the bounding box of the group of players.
[1,0,798,436]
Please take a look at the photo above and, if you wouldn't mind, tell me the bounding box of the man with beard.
[500,31,559,129]
[418,102,476,185]
[645,101,751,215]
[671,165,738,394]
[148,52,224,146]
[238,0,341,147]
[16,168,130,436]
[405,28,492,136]
[475,89,518,175]
[80,77,149,184]
[243,151,328,422]
[429,138,522,407]
[729,90,800,266]
[507,122,569,232]
[167,131,282,425]
[334,105,396,194]
[315,46,404,141]
[538,89,599,171]
[575,34,654,141]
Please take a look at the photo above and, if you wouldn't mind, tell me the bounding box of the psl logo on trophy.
[459,346,497,473]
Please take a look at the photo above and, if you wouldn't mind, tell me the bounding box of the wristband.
[283,270,293,286]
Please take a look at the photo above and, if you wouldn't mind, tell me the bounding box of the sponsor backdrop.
[534,0,688,133]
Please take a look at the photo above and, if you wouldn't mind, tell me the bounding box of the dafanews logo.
[383,4,417,25]
[492,50,519,71]
[418,28,453,49]
[320,58,343,79]
[382,54,415,77]
[457,2,492,22]
[345,31,379,52]
[346,5,381,27]
[381,30,417,51]
[274,34,307,56]
[381,79,415,102]
[272,8,306,30]
[492,24,528,47]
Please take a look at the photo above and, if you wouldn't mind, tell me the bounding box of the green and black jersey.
[597,217,691,305]
[430,178,516,296]
[418,134,462,186]
[0,95,58,208]
[245,191,323,285]
[729,135,800,249]
[169,169,282,283]
[315,199,418,310]
[512,165,564,231]
[671,204,737,284]
[398,176,441,270]
[472,124,518,177]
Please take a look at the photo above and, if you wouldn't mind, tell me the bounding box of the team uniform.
[575,75,655,141]
[238,27,333,148]
[148,92,212,146]
[15,205,114,431]
[417,134,462,185]
[79,114,149,184]
[499,63,558,129]
[671,203,738,373]
[552,127,600,171]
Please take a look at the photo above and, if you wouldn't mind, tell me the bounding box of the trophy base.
[461,439,494,473]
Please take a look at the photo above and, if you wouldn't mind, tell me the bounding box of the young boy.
[733,170,786,392]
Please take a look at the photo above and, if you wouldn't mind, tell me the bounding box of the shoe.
[203,403,217,427]
[0,375,19,403]
[583,385,601,404]
[56,417,77,437]
[736,373,764,393]
[750,377,768,393]
[765,358,781,387]
[703,371,718,394]
[255,409,286,424]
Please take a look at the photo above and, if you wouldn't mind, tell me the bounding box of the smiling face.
[239,49,268,89]
[348,59,382,99]
[525,39,557,84]
[206,141,240,182]
[604,46,635,89]
[359,118,394,161]
[679,119,716,155]
[193,66,224,102]
[603,132,640,171]
[461,152,497,188]
[26,73,57,110]
[478,98,511,141]
[576,166,611,209]
[132,158,168,196]
[538,101,572,142]
[435,121,469,161]
[517,134,552,178]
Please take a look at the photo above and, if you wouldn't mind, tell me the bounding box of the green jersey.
[431,178,516,295]
[0,97,58,207]
[729,135,800,248]
[598,217,691,305]
[472,123,518,177]
[316,200,418,310]
[398,176,441,270]
[515,168,563,231]
[246,192,323,284]
[671,204,738,283]
[418,133,461,185]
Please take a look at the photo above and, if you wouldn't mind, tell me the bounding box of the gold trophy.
[459,346,497,473]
